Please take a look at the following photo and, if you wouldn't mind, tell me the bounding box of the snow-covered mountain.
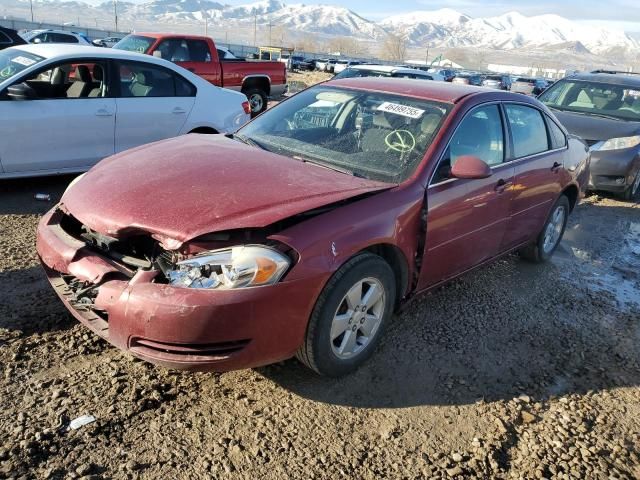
[2,1,638,55]
[381,9,639,54]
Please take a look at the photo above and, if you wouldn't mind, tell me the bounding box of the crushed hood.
[62,135,391,247]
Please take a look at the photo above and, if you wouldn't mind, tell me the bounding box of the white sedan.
[0,44,250,179]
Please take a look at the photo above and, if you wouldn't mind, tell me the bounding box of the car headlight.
[167,245,290,289]
[63,173,86,195]
[597,135,640,151]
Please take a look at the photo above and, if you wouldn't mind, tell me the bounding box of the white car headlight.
[167,245,290,289]
[597,135,640,151]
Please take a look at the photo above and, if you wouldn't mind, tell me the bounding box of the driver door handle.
[172,107,187,114]
[494,178,513,193]
[95,108,113,117]
[551,161,562,172]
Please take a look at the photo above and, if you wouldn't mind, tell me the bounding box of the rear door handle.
[551,161,562,172]
[95,108,113,117]
[172,107,187,114]
[494,178,512,193]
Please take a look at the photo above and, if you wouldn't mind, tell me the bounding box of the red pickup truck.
[114,33,287,114]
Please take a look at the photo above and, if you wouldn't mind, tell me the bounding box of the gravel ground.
[1,175,639,480]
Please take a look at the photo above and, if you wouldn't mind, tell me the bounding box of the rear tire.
[520,195,570,263]
[296,253,396,377]
[243,88,267,116]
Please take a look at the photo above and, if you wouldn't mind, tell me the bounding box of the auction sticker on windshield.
[377,102,425,119]
[11,56,37,67]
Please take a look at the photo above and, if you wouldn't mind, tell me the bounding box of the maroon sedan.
[37,78,590,376]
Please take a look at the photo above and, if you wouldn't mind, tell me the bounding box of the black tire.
[243,88,268,116]
[622,171,640,202]
[520,195,570,263]
[296,253,396,377]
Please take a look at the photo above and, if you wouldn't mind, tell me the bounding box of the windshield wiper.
[547,106,625,122]
[293,155,362,177]
[229,133,268,150]
[580,112,627,121]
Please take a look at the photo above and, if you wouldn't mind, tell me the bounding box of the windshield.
[237,86,450,183]
[113,35,155,54]
[0,49,44,83]
[539,79,640,121]
[334,68,392,79]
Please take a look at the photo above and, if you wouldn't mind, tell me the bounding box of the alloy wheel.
[330,277,385,359]
[249,93,264,113]
[542,205,566,253]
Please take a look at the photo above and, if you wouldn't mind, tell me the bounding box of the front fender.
[269,182,424,295]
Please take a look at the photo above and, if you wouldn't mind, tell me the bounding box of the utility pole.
[425,43,430,65]
[253,14,257,46]
[199,1,208,36]
[113,0,118,32]
[29,0,34,22]
[268,22,272,45]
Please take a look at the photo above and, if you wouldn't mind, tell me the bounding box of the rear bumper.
[36,208,320,372]
[270,83,288,98]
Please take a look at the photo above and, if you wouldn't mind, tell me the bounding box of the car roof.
[23,29,83,36]
[566,72,640,87]
[133,32,208,40]
[328,77,497,103]
[7,43,168,64]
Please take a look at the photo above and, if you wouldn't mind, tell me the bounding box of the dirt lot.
[1,173,639,480]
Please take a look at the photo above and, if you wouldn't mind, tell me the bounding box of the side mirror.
[450,155,492,179]
[7,82,37,101]
[152,51,163,59]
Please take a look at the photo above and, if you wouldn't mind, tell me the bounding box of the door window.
[52,33,79,43]
[16,61,106,99]
[117,61,195,98]
[157,38,211,62]
[505,104,549,158]
[432,105,505,184]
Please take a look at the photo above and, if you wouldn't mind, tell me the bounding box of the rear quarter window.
[546,117,567,149]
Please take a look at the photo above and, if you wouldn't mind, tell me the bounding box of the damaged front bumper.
[36,207,320,371]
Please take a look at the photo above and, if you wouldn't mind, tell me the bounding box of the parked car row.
[333,64,444,81]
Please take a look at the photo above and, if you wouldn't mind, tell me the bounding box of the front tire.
[520,195,570,263]
[296,253,396,377]
[622,171,640,202]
